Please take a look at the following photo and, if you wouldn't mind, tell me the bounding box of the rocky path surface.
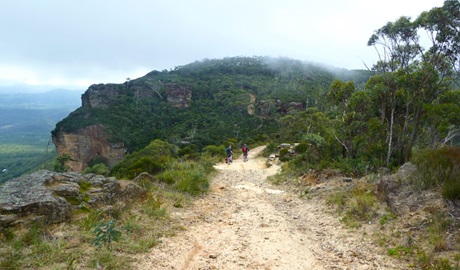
[135,146,406,269]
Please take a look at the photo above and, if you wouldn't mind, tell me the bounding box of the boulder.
[0,170,147,228]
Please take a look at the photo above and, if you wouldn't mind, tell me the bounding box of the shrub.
[279,148,291,162]
[294,142,309,154]
[156,161,209,196]
[346,192,376,221]
[326,182,378,227]
[92,219,121,250]
[412,146,460,200]
[84,163,110,176]
[202,144,226,158]
[178,144,200,160]
[331,157,369,176]
[52,154,72,172]
[110,139,176,179]
[261,142,278,157]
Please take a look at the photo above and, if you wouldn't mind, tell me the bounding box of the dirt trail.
[136,146,406,269]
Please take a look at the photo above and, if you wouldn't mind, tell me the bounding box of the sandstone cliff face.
[165,83,192,108]
[81,82,163,108]
[81,83,122,108]
[81,81,190,109]
[52,124,125,171]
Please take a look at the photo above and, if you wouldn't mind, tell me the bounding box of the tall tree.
[366,1,459,165]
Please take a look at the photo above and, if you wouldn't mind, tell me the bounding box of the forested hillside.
[54,56,370,153]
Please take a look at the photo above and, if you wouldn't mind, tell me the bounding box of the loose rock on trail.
[136,146,406,269]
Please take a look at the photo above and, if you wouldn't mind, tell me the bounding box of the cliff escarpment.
[52,124,125,171]
[52,56,370,171]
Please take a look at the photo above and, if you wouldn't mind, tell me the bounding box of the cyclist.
[225,145,233,164]
[242,144,249,162]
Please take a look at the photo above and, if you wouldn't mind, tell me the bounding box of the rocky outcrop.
[81,81,163,109]
[81,83,122,108]
[378,163,446,215]
[165,83,192,108]
[0,170,147,228]
[52,124,125,171]
[257,99,305,118]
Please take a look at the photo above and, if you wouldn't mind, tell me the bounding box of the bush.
[111,139,176,179]
[279,148,290,162]
[294,142,309,154]
[84,163,110,176]
[331,157,369,176]
[412,146,460,200]
[261,142,278,157]
[178,144,199,160]
[202,145,225,157]
[156,161,209,196]
[326,182,378,227]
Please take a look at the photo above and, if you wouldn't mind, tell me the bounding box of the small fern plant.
[92,219,121,250]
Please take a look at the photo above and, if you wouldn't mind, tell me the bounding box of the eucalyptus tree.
[416,0,460,80]
[366,0,459,166]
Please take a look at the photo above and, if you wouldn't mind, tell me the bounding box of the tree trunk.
[386,106,395,166]
[405,102,422,162]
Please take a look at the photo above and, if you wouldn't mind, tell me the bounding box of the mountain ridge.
[52,56,371,171]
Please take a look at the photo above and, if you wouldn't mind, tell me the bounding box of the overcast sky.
[0,0,445,92]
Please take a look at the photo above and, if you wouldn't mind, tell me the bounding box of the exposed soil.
[135,146,408,269]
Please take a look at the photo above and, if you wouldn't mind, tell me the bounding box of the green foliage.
[379,211,397,225]
[178,144,199,160]
[331,157,372,176]
[0,228,15,242]
[387,245,414,257]
[90,248,131,269]
[78,209,104,232]
[78,180,92,192]
[346,191,377,221]
[326,182,378,227]
[110,139,177,179]
[294,142,309,154]
[279,148,290,162]
[92,219,122,249]
[143,195,167,218]
[52,57,371,159]
[327,80,356,108]
[412,147,460,200]
[21,223,42,246]
[52,153,72,172]
[302,133,326,147]
[84,163,110,176]
[202,144,226,157]
[156,160,210,196]
[262,142,278,157]
[428,212,451,253]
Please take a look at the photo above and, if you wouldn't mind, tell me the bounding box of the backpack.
[243,147,247,153]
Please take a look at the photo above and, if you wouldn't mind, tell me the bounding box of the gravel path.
[135,146,406,269]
